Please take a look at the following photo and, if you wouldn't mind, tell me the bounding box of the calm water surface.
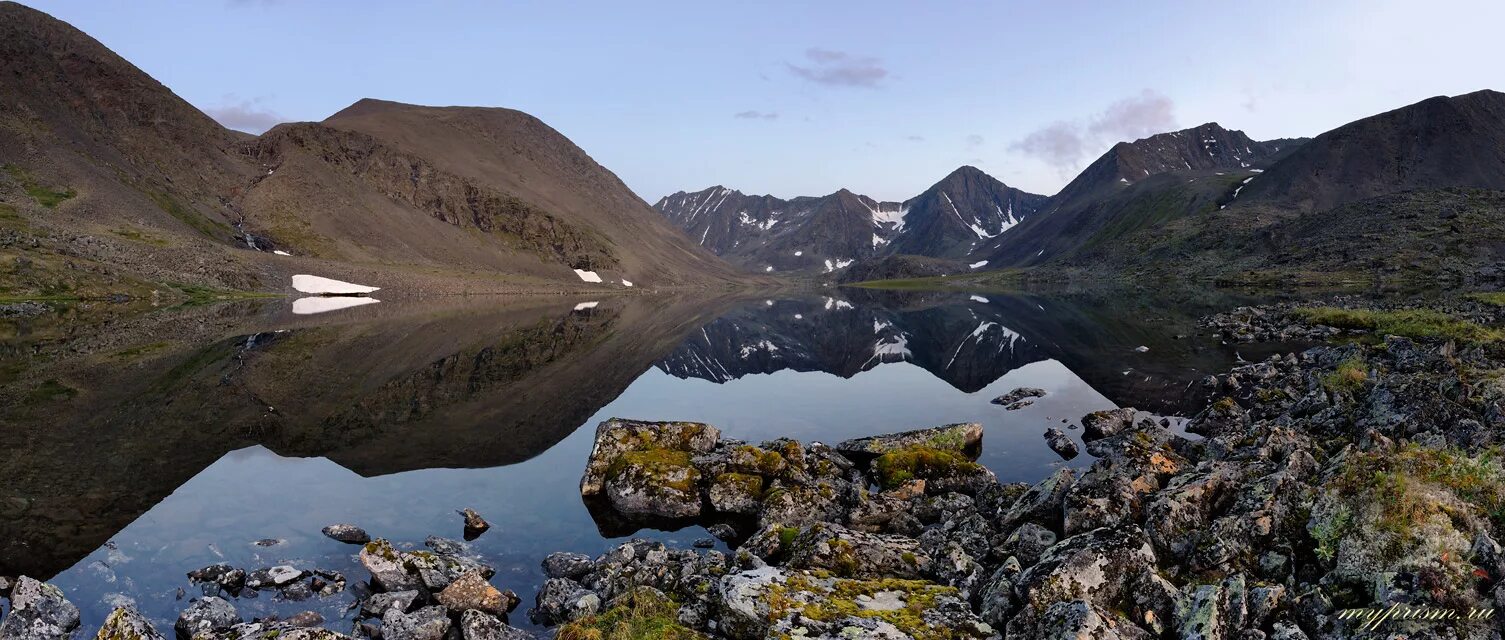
[0,287,1284,634]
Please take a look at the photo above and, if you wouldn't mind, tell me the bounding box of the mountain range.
[656,92,1505,283]
[4,0,1505,297]
[654,166,1047,274]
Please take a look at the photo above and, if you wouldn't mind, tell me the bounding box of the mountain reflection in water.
[0,286,1275,635]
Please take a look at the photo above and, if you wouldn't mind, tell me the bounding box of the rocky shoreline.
[10,298,1505,638]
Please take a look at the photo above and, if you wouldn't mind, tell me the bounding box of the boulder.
[95,607,164,640]
[601,449,704,519]
[1007,599,1153,640]
[0,577,80,640]
[716,567,991,640]
[459,508,490,539]
[321,524,371,544]
[579,419,720,496]
[1013,527,1161,616]
[993,387,1046,406]
[997,522,1057,567]
[1043,427,1079,460]
[834,423,982,459]
[381,606,451,640]
[707,472,765,515]
[528,578,600,626]
[1081,408,1136,442]
[360,539,421,592]
[436,571,512,616]
[458,610,534,640]
[360,590,420,618]
[999,468,1076,533]
[540,552,594,580]
[174,597,240,640]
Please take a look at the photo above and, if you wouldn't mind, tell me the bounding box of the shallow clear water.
[0,288,1271,634]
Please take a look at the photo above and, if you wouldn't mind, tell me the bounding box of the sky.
[27,0,1505,202]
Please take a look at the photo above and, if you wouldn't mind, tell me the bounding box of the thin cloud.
[1011,122,1086,172]
[203,97,285,134]
[733,110,779,120]
[786,48,888,88]
[966,134,985,148]
[906,135,925,142]
[1087,90,1176,141]
[1012,90,1178,173]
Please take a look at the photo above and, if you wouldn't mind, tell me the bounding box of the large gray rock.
[834,423,982,459]
[95,607,165,640]
[458,610,534,640]
[381,606,451,640]
[321,524,371,544]
[1043,427,1079,460]
[360,539,421,592]
[999,468,1076,533]
[1013,527,1163,618]
[1007,599,1153,640]
[579,419,720,496]
[1080,408,1137,442]
[174,597,240,640]
[0,577,80,640]
[360,590,419,618]
[540,552,593,580]
[436,571,512,616]
[528,578,600,626]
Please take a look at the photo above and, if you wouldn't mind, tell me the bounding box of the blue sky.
[28,0,1505,201]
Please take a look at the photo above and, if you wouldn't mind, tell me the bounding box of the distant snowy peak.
[653,165,1046,270]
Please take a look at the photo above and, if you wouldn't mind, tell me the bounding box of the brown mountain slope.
[317,99,743,286]
[0,2,743,296]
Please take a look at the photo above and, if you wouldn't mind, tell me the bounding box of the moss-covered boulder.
[95,607,164,640]
[580,419,720,496]
[707,472,764,515]
[603,449,704,519]
[834,423,982,460]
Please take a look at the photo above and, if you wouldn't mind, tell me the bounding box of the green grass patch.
[111,228,170,246]
[555,587,704,640]
[3,164,75,209]
[1292,306,1505,345]
[26,378,76,405]
[1320,357,1368,395]
[1324,445,1505,561]
[167,282,280,306]
[1467,292,1505,307]
[146,190,230,239]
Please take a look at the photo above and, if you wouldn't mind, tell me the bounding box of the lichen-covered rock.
[360,590,419,618]
[540,552,593,580]
[360,539,421,592]
[1012,527,1164,621]
[834,423,982,459]
[174,597,240,640]
[457,610,534,640]
[603,448,704,519]
[775,522,930,579]
[715,567,991,640]
[1080,408,1137,442]
[579,419,720,496]
[999,468,1075,533]
[757,480,850,529]
[997,522,1057,567]
[0,577,80,640]
[1007,599,1152,640]
[528,578,600,626]
[436,571,512,616]
[707,472,764,515]
[381,606,451,640]
[94,607,164,640]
